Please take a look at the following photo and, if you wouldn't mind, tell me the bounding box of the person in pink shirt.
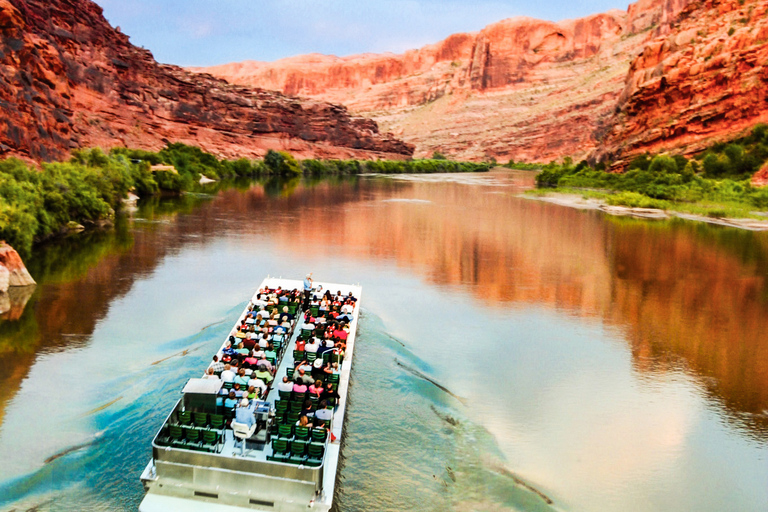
[293,380,308,393]
[309,380,323,397]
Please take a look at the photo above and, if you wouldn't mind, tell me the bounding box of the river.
[0,171,766,512]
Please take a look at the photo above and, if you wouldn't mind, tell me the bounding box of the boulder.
[0,242,36,288]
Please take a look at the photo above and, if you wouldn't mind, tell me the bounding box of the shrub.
[648,155,679,174]
[605,191,670,209]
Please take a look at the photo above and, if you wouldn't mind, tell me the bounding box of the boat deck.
[141,277,362,512]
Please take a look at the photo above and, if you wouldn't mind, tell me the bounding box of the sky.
[98,0,631,67]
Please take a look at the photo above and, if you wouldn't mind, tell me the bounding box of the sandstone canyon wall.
[196,0,692,162]
[597,0,768,164]
[0,0,413,162]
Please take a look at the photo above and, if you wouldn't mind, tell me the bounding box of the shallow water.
[0,171,766,511]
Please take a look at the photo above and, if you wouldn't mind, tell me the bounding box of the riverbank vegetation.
[0,144,489,254]
[534,125,768,217]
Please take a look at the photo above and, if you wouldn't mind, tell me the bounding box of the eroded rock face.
[597,0,768,165]
[0,242,35,289]
[0,0,413,162]
[195,0,690,162]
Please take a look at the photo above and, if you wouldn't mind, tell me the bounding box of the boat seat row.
[267,439,325,467]
[156,425,223,453]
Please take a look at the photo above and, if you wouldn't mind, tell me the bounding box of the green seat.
[223,381,234,390]
[328,374,340,384]
[169,425,185,447]
[193,412,208,428]
[293,349,305,360]
[272,438,290,454]
[306,442,325,466]
[289,401,303,413]
[289,440,308,463]
[209,414,225,431]
[288,304,298,315]
[202,430,220,452]
[294,426,310,440]
[275,400,289,414]
[310,306,319,316]
[268,438,290,462]
[178,411,193,426]
[292,391,307,403]
[286,368,294,379]
[300,328,313,339]
[306,352,317,363]
[287,411,300,424]
[278,424,293,440]
[278,390,292,401]
[310,428,327,442]
[184,427,201,449]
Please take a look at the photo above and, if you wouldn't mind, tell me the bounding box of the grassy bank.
[534,125,768,218]
[0,144,489,255]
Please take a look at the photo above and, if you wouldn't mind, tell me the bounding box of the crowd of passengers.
[201,285,357,436]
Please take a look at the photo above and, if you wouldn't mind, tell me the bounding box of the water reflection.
[0,171,766,511]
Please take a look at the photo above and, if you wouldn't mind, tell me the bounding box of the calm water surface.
[0,171,766,512]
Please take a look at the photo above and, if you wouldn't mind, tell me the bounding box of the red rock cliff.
[0,0,413,162]
[196,0,691,162]
[597,0,768,164]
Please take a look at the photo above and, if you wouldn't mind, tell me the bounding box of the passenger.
[210,355,225,374]
[281,306,294,322]
[277,376,295,393]
[220,364,236,383]
[253,365,273,385]
[247,374,268,395]
[301,399,314,418]
[292,367,312,386]
[232,383,245,398]
[264,343,277,362]
[296,415,312,428]
[243,351,259,368]
[321,383,340,403]
[303,273,313,307]
[203,367,219,380]
[309,380,323,397]
[311,358,325,379]
[295,361,313,377]
[235,397,257,429]
[256,354,273,372]
[295,337,306,352]
[314,400,334,422]
[293,379,308,394]
[305,337,320,353]
[234,368,249,387]
[246,385,259,400]
[222,341,237,358]
[224,390,239,409]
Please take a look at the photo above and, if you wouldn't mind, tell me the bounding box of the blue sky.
[98,0,630,67]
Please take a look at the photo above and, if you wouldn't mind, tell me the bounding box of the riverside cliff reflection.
[0,172,765,512]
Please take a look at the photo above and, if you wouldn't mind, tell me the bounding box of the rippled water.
[0,171,766,511]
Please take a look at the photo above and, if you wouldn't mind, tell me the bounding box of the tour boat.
[139,277,362,511]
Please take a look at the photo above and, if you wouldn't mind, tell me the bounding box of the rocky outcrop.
[0,242,35,289]
[752,162,768,188]
[0,242,35,319]
[597,0,768,165]
[0,0,413,162]
[196,0,690,162]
